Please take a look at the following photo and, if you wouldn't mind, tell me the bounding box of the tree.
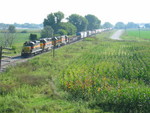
[126,22,138,29]
[29,34,37,41]
[57,22,77,35]
[21,30,28,33]
[8,25,16,33]
[8,25,16,46]
[85,14,101,30]
[57,29,68,35]
[54,11,64,23]
[2,25,16,47]
[115,22,125,29]
[0,23,9,30]
[67,14,88,32]
[43,11,64,33]
[13,23,43,29]
[145,23,150,28]
[41,26,54,38]
[43,13,55,27]
[102,22,113,29]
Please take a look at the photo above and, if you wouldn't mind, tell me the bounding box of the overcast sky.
[0,0,149,25]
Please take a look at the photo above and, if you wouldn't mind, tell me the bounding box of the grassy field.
[122,29,150,41]
[0,30,149,113]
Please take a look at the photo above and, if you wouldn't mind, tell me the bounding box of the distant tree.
[115,22,125,29]
[43,11,64,33]
[103,22,113,29]
[145,24,150,28]
[126,22,138,29]
[41,26,54,38]
[14,23,43,29]
[67,14,88,32]
[29,34,38,41]
[8,25,16,33]
[21,30,28,33]
[0,23,9,30]
[57,22,77,35]
[85,14,101,30]
[2,25,16,47]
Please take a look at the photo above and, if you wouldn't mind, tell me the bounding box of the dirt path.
[110,30,124,40]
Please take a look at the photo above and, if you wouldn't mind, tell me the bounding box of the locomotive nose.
[23,46,31,53]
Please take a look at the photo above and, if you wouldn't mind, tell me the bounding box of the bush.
[21,30,27,33]
[29,33,37,41]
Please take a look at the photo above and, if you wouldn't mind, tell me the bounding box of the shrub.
[21,30,27,33]
[29,33,37,41]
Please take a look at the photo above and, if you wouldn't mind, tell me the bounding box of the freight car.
[21,29,107,57]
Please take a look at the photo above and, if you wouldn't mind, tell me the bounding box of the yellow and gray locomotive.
[21,40,42,57]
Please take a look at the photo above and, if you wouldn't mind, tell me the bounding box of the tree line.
[41,11,150,37]
[41,11,102,38]
[114,22,150,29]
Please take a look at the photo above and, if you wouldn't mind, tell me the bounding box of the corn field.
[60,35,150,112]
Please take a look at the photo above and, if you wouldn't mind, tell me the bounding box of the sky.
[0,0,149,25]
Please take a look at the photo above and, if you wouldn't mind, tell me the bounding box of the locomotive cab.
[21,41,33,57]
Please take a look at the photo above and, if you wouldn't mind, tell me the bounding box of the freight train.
[21,29,107,57]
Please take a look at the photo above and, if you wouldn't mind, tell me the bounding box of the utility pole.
[0,46,2,69]
[125,25,127,35]
[53,44,55,58]
[52,37,57,57]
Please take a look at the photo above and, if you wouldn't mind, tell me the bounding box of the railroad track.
[0,56,29,72]
[0,38,83,73]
